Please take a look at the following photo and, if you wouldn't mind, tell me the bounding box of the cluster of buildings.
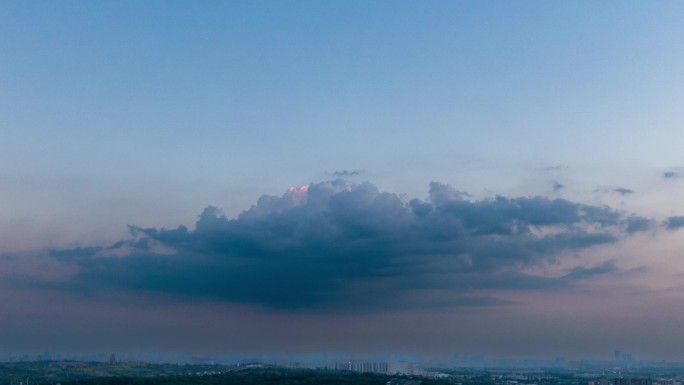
[615,351,635,367]
[322,360,428,376]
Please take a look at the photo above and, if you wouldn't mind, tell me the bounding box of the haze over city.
[2,1,684,362]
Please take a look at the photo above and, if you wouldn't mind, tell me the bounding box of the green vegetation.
[0,361,234,385]
[49,369,431,385]
[0,364,444,385]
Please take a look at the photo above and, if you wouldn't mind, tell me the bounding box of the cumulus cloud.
[428,181,468,205]
[49,180,644,312]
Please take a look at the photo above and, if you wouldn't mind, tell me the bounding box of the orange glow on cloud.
[287,185,309,193]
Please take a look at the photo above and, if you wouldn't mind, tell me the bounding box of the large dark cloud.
[50,180,644,312]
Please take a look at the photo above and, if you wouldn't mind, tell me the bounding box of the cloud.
[552,181,565,192]
[664,171,678,179]
[428,181,468,205]
[562,260,618,280]
[331,170,364,177]
[625,216,652,233]
[593,186,634,196]
[613,187,633,196]
[664,216,684,230]
[49,180,643,312]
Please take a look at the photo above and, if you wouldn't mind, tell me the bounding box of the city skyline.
[2,1,684,360]
[0,348,657,368]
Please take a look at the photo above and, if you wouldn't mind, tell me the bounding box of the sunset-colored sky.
[2,1,684,360]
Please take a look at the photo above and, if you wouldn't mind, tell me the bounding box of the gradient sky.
[3,1,684,361]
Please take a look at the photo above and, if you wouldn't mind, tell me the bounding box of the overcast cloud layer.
[48,180,647,312]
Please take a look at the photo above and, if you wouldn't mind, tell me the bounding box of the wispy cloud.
[613,187,633,196]
[552,181,565,192]
[48,180,645,312]
[594,186,635,196]
[331,170,364,177]
[562,260,618,280]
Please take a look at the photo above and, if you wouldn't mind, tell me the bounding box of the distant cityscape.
[3,349,684,375]
[3,351,684,385]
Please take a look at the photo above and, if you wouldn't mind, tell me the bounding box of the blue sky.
[2,1,684,360]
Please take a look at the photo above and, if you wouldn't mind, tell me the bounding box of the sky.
[2,0,684,361]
